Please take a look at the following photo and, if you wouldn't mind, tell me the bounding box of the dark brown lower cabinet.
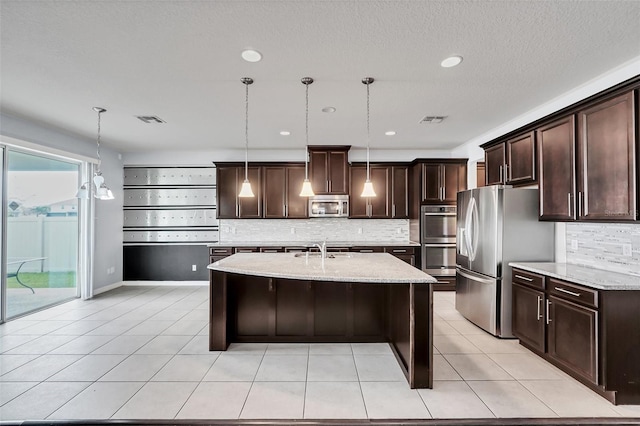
[512,282,545,353]
[433,276,456,292]
[512,267,640,405]
[547,295,598,385]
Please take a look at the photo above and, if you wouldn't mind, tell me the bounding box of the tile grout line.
[236,344,268,419]
[351,343,369,419]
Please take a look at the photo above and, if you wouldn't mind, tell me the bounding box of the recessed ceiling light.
[322,107,336,113]
[385,131,396,136]
[441,55,463,68]
[279,131,291,136]
[241,49,262,63]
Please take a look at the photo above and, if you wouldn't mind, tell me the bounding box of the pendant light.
[238,77,255,198]
[299,77,315,197]
[77,107,114,200]
[361,77,376,197]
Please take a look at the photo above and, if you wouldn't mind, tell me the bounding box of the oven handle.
[423,244,457,247]
[423,212,457,216]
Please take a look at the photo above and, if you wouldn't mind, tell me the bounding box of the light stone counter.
[509,262,640,290]
[208,252,436,283]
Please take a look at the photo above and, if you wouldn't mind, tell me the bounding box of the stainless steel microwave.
[309,195,349,217]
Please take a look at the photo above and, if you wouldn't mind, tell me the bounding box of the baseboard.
[93,281,124,296]
[122,280,208,287]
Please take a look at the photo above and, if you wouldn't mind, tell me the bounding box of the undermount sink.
[293,252,352,259]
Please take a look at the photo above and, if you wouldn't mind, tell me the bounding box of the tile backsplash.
[565,222,640,277]
[219,218,411,243]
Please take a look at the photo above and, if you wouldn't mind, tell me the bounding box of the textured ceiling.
[1,1,639,154]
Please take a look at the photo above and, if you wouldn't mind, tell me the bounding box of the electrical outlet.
[358,228,363,234]
[397,228,402,234]
[623,244,632,257]
[192,264,197,271]
[290,227,295,234]
[571,240,578,250]
[231,227,236,234]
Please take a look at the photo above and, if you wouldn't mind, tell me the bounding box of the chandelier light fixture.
[77,107,114,200]
[238,77,255,198]
[361,77,376,197]
[299,77,315,197]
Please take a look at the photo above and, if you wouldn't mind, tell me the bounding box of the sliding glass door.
[4,149,80,319]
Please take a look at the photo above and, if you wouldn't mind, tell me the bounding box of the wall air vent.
[419,115,447,124]
[136,116,166,124]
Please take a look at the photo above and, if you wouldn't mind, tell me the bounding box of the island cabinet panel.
[309,146,350,195]
[313,282,348,336]
[230,276,271,337]
[537,116,577,221]
[576,90,637,221]
[352,284,385,338]
[275,280,309,336]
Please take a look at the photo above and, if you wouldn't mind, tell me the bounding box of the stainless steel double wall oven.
[420,205,456,277]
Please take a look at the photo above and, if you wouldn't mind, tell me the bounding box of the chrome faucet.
[312,241,327,259]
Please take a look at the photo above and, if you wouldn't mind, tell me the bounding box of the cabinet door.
[512,283,545,353]
[349,166,369,218]
[506,131,536,184]
[231,275,272,337]
[577,91,637,221]
[216,167,239,218]
[476,162,486,187]
[391,166,409,218]
[328,151,349,194]
[275,280,310,336]
[442,163,466,203]
[485,144,506,185]
[309,150,329,194]
[547,295,598,385]
[422,164,442,203]
[263,166,286,218]
[537,116,576,221]
[285,166,308,218]
[237,167,262,218]
[368,166,389,217]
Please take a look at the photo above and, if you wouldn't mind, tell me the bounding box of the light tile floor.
[1,286,639,421]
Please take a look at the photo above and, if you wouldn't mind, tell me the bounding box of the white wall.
[1,112,123,293]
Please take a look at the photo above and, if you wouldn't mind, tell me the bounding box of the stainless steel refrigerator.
[456,186,554,337]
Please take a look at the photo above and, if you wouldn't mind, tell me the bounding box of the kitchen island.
[208,252,438,388]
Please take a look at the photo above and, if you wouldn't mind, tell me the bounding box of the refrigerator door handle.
[465,196,479,261]
[456,267,494,284]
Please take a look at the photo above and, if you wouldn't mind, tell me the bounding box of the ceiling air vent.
[136,115,166,124]
[419,115,447,124]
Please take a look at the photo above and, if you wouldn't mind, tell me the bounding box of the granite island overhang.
[208,252,438,389]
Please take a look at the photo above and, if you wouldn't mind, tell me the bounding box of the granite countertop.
[509,262,640,291]
[209,252,437,284]
[207,241,421,248]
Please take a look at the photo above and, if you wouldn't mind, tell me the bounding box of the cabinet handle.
[567,193,572,217]
[536,295,542,321]
[213,249,228,253]
[392,249,407,253]
[328,179,331,192]
[392,204,396,217]
[360,249,374,253]
[499,165,504,183]
[554,287,581,297]
[546,299,552,324]
[578,191,583,218]
[505,164,510,181]
[514,274,533,282]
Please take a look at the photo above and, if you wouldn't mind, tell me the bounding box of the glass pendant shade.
[238,179,254,198]
[361,179,376,197]
[299,178,314,197]
[93,173,114,200]
[75,183,89,199]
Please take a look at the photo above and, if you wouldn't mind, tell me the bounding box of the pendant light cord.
[96,109,102,171]
[366,80,371,181]
[244,81,249,181]
[305,82,310,179]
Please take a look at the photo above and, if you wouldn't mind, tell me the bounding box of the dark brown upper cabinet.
[576,90,637,221]
[216,165,262,219]
[420,160,467,205]
[506,131,536,184]
[484,143,506,186]
[349,165,389,218]
[537,116,577,221]
[262,165,308,219]
[484,132,536,186]
[308,146,350,195]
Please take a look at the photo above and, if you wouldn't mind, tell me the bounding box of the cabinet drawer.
[209,247,233,256]
[234,247,260,253]
[351,246,384,253]
[260,247,284,253]
[385,247,416,255]
[512,269,545,290]
[549,278,598,309]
